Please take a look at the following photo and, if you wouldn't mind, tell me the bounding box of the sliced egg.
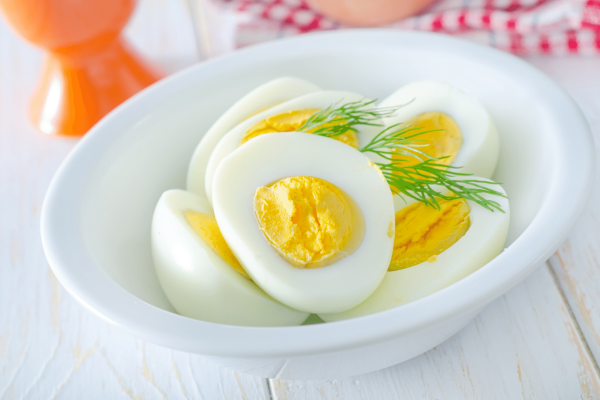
[212,132,395,314]
[379,80,499,179]
[319,179,509,322]
[151,189,310,326]
[203,90,382,206]
[187,77,321,200]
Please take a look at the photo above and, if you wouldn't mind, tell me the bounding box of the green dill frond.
[380,160,506,212]
[359,122,441,163]
[296,99,506,212]
[359,123,506,212]
[297,99,398,139]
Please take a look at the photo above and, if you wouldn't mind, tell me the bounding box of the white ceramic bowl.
[41,30,594,380]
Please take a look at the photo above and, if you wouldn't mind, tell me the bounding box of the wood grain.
[2,2,600,398]
[270,265,600,399]
[534,56,600,371]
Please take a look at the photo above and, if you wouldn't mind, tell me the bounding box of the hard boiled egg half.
[212,132,395,314]
[187,77,321,200]
[152,189,309,326]
[379,80,499,179]
[202,90,382,206]
[319,179,510,322]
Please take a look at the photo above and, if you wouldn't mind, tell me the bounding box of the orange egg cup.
[0,0,165,137]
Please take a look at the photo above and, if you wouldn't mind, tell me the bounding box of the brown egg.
[305,0,438,27]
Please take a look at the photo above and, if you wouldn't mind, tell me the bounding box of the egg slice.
[212,132,395,314]
[151,189,310,326]
[186,77,321,200]
[203,90,382,206]
[318,180,510,322]
[379,80,499,179]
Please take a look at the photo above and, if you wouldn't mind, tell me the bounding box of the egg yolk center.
[390,197,470,271]
[394,112,462,168]
[254,176,364,269]
[184,210,250,279]
[240,108,359,149]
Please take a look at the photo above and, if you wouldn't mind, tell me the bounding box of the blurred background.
[1,0,597,137]
[1,0,600,398]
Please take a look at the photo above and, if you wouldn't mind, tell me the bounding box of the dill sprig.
[381,159,506,212]
[298,99,397,139]
[298,100,506,212]
[360,122,506,212]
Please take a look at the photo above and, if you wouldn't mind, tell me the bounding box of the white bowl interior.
[80,39,552,311]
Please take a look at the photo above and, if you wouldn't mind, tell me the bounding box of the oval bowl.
[41,29,594,379]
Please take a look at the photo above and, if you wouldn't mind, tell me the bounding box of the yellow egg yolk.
[239,108,359,149]
[394,112,462,168]
[254,176,364,269]
[184,210,250,279]
[389,197,470,271]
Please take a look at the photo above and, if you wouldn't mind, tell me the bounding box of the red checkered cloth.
[220,0,600,55]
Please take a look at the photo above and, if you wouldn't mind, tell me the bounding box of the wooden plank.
[270,265,600,399]
[2,3,600,398]
[0,1,270,398]
[529,56,600,367]
[551,243,600,369]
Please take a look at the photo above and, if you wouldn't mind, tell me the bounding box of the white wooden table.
[2,1,600,398]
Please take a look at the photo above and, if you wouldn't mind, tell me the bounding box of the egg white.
[379,80,499,179]
[212,132,395,314]
[186,77,321,200]
[203,90,382,206]
[318,179,510,322]
[151,189,310,326]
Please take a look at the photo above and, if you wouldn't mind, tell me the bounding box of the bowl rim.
[41,29,595,358]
